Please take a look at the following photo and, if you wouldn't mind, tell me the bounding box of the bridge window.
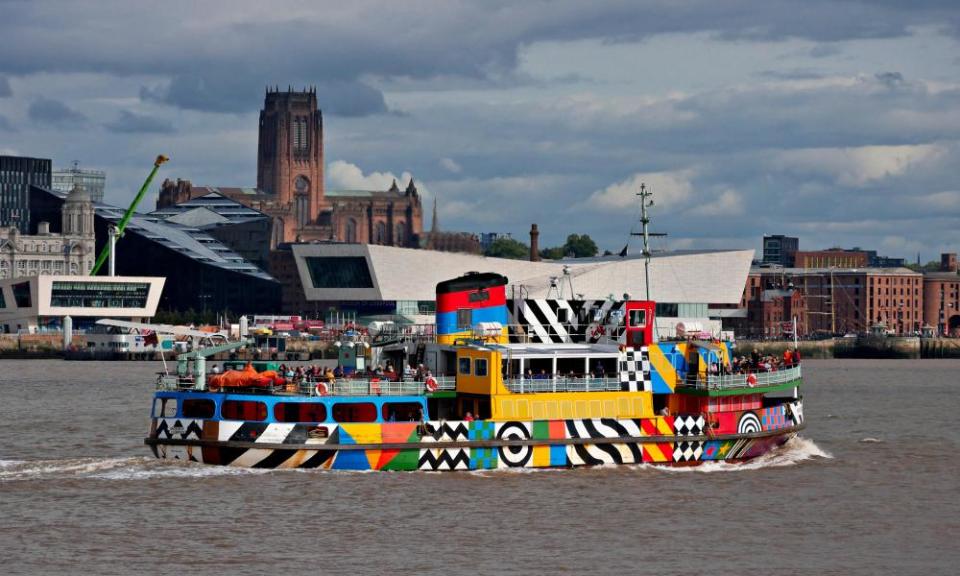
[181,399,215,419]
[274,402,327,423]
[153,397,176,418]
[221,400,267,421]
[458,357,472,375]
[383,402,422,422]
[628,309,647,327]
[474,358,488,377]
[457,309,471,329]
[332,402,377,423]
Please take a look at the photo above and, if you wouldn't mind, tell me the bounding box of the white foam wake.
[0,457,269,482]
[647,436,832,474]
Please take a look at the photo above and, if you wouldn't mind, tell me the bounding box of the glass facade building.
[52,166,106,203]
[1,155,52,232]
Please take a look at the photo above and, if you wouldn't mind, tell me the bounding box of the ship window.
[332,402,377,423]
[221,400,267,421]
[629,309,646,327]
[457,309,472,330]
[274,402,327,423]
[474,358,488,377]
[181,399,215,419]
[382,402,421,422]
[153,398,176,418]
[458,357,472,375]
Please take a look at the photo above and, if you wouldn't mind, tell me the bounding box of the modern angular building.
[285,242,755,338]
[29,186,281,315]
[0,274,164,333]
[1,155,52,232]
[149,191,272,270]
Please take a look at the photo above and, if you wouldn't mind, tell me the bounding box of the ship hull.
[145,408,804,470]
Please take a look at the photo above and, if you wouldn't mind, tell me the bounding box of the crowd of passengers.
[209,361,436,385]
[714,348,801,375]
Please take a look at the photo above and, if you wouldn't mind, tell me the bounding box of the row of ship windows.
[156,398,424,424]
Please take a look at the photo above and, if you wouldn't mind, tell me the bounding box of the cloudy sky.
[1,0,959,259]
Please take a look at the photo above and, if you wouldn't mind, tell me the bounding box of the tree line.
[484,233,607,260]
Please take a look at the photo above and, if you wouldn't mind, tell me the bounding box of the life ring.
[425,376,438,392]
[315,381,328,396]
[746,373,758,388]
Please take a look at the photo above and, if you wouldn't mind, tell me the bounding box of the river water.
[0,359,957,575]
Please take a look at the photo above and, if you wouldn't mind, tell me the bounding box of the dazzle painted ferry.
[146,271,805,471]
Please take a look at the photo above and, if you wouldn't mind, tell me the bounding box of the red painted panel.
[436,287,507,312]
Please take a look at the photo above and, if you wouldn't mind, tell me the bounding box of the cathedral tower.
[257,87,324,231]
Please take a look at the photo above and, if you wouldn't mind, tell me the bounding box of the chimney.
[529,224,540,262]
[38,221,50,235]
[942,253,958,273]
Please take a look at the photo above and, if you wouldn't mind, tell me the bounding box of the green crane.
[90,154,169,276]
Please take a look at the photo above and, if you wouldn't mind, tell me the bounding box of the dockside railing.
[682,365,802,390]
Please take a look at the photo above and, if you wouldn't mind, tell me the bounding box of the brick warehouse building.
[923,253,960,336]
[158,87,423,248]
[739,266,924,336]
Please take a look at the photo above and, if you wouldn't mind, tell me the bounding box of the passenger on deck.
[783,348,794,367]
[525,368,533,380]
[333,365,343,378]
[210,364,221,374]
[464,411,475,422]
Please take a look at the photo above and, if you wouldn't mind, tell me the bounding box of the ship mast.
[638,183,653,301]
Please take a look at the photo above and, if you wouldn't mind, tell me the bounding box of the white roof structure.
[292,243,753,305]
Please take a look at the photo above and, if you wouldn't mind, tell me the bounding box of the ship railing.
[503,376,622,393]
[156,374,198,391]
[299,376,457,397]
[682,365,802,390]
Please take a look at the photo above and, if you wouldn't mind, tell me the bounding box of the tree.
[485,237,530,260]
[562,234,598,258]
[539,246,565,260]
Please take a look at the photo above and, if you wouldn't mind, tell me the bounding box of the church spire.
[431,196,439,234]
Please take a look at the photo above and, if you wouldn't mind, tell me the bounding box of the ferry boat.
[145,271,805,470]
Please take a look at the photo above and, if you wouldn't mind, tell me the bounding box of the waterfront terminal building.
[29,186,281,315]
[0,274,164,333]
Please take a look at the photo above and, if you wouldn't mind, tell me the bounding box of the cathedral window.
[293,117,308,154]
[395,222,405,246]
[375,222,386,244]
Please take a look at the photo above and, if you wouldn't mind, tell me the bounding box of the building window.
[395,222,405,246]
[375,221,386,244]
[12,281,30,307]
[345,219,357,243]
[304,257,374,289]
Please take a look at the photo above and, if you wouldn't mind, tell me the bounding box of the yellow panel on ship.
[492,391,653,421]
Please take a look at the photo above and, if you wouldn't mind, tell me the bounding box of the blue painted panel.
[436,306,508,334]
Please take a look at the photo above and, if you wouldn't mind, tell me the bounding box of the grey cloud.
[809,44,843,58]
[104,110,175,133]
[875,71,905,88]
[0,114,13,131]
[28,97,87,127]
[756,69,827,80]
[0,1,958,115]
[142,74,388,117]
[0,76,10,97]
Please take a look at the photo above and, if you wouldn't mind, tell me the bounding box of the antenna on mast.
[629,183,666,301]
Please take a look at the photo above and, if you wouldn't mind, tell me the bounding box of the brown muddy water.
[1,359,958,575]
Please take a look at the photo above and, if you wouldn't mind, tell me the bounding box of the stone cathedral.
[158,87,423,247]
